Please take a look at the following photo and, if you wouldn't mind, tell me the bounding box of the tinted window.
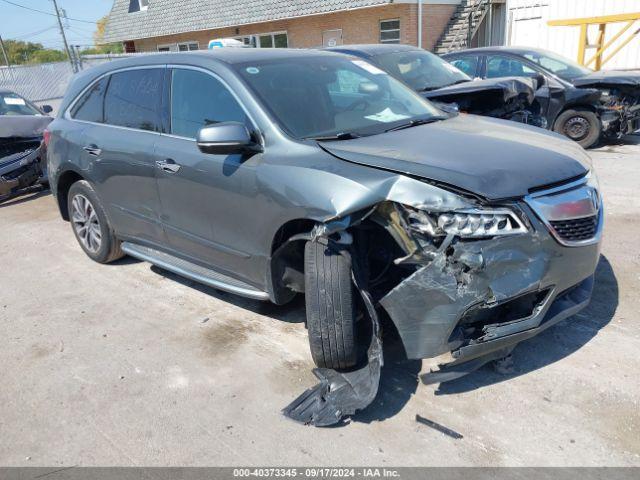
[104,69,163,131]
[170,69,247,139]
[448,56,479,77]
[487,55,537,78]
[70,77,108,122]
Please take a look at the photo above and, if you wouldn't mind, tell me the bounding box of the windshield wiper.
[309,131,363,141]
[384,116,447,133]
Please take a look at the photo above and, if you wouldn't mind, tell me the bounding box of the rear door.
[153,66,262,284]
[78,67,167,245]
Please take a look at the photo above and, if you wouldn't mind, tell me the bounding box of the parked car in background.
[327,44,546,127]
[443,47,640,148]
[47,49,602,423]
[0,90,53,198]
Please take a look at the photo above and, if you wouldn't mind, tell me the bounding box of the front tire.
[304,239,357,370]
[554,108,601,149]
[67,180,123,264]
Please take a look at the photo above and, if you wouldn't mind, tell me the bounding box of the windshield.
[234,55,442,140]
[0,92,41,116]
[374,50,470,91]
[523,50,592,81]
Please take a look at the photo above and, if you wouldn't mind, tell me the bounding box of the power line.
[0,0,97,24]
[7,25,59,40]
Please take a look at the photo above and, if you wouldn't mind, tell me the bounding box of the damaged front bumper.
[380,179,602,376]
[0,145,44,197]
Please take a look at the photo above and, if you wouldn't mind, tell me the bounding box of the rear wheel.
[304,239,357,370]
[554,108,601,149]
[67,180,123,264]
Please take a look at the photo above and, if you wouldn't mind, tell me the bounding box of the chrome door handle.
[83,145,101,156]
[156,159,181,173]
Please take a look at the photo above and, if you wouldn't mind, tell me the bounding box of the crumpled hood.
[424,76,537,104]
[320,115,590,200]
[0,115,52,139]
[572,70,640,88]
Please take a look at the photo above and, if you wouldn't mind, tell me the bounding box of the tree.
[87,15,123,54]
[3,39,67,65]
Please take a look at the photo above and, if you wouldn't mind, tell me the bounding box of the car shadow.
[148,265,307,324]
[432,255,618,395]
[597,133,640,149]
[0,185,50,207]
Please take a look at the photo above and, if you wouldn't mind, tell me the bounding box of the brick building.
[103,0,461,53]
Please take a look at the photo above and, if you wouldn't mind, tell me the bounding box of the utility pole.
[0,33,10,69]
[52,0,75,72]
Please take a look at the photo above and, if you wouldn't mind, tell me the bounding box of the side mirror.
[534,74,546,89]
[196,122,262,155]
[41,105,53,114]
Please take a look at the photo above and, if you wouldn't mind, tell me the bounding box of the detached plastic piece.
[282,344,382,426]
[283,246,383,427]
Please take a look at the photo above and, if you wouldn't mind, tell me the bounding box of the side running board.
[121,242,270,301]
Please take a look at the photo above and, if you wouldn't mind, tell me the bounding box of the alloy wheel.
[71,194,102,253]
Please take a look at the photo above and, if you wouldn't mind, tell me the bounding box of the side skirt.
[121,242,270,301]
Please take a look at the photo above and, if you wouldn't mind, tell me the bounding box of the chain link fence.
[0,53,158,110]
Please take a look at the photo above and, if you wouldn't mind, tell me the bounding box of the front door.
[154,67,262,285]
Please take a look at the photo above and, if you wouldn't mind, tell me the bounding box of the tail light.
[43,129,51,147]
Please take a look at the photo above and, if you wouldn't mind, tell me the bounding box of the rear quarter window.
[103,68,163,132]
[70,76,109,123]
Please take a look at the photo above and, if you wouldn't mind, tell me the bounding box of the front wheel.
[67,180,124,264]
[304,239,358,370]
[554,108,601,149]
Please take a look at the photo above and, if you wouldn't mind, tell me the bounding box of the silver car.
[46,49,602,384]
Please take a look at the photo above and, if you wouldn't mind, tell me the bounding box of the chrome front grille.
[524,176,602,247]
[549,215,598,242]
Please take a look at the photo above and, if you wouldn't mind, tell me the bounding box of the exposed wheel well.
[553,104,598,129]
[56,170,84,220]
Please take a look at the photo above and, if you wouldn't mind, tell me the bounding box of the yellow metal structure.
[548,12,640,70]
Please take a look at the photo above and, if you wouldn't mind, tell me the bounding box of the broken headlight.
[405,206,528,238]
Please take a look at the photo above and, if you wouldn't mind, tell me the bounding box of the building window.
[234,31,288,48]
[157,41,199,52]
[128,0,148,13]
[322,29,343,47]
[178,41,199,51]
[380,19,400,44]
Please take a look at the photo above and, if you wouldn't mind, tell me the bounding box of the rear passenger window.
[170,69,247,139]
[70,77,109,122]
[104,69,163,131]
[448,56,478,77]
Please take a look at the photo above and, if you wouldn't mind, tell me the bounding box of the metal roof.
[103,0,391,43]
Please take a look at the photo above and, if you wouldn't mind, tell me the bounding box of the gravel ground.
[0,136,639,466]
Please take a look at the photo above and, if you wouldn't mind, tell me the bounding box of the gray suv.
[46,49,602,374]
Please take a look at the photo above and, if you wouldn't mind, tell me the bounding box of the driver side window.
[170,69,247,139]
[487,55,537,79]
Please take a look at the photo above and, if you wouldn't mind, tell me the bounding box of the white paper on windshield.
[365,108,410,123]
[352,60,386,75]
[3,97,26,105]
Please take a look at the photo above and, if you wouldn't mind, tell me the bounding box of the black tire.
[304,239,357,370]
[554,108,601,149]
[67,180,124,264]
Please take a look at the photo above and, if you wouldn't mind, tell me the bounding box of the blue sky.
[1,0,114,49]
